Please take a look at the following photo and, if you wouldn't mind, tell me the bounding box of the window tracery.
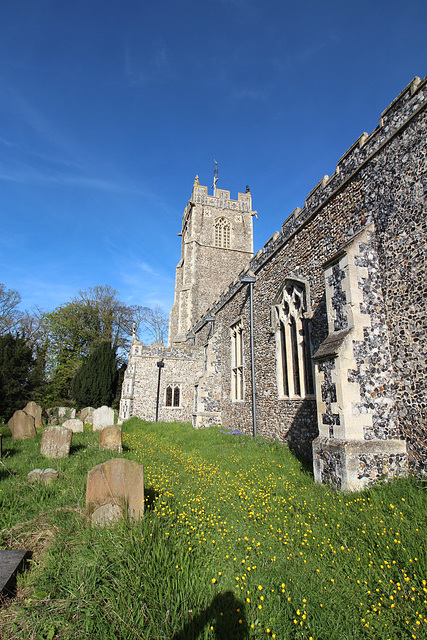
[272,279,314,398]
[214,217,231,248]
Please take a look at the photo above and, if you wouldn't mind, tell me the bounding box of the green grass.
[1,419,427,639]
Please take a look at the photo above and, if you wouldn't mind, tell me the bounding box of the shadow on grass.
[0,446,18,459]
[172,591,248,639]
[144,486,159,510]
[69,444,86,455]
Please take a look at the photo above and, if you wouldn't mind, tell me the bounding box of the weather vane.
[212,159,218,196]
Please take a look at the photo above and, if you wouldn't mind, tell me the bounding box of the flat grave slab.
[0,549,30,596]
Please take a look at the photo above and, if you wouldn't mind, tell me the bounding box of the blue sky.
[1,0,426,318]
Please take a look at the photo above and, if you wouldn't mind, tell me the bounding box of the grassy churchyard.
[1,418,427,639]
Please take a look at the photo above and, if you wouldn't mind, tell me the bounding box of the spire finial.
[211,159,218,196]
[194,174,199,186]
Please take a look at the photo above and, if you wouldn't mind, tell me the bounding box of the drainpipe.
[155,359,164,422]
[240,274,257,438]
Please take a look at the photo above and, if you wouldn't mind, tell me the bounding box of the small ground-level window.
[166,384,181,407]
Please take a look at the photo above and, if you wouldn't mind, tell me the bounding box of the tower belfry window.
[272,280,314,398]
[214,217,231,249]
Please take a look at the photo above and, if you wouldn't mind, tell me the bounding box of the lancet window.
[165,384,181,407]
[272,279,314,398]
[231,320,244,401]
[214,217,231,249]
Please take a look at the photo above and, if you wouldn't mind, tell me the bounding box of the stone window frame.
[165,383,181,408]
[271,277,314,400]
[214,216,231,249]
[230,318,244,401]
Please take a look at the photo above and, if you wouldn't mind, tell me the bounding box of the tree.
[135,304,169,344]
[43,285,138,404]
[0,284,23,336]
[0,333,37,421]
[72,342,118,409]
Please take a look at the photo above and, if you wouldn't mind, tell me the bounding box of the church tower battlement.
[168,175,255,345]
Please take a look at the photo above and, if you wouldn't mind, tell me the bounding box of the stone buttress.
[312,224,407,490]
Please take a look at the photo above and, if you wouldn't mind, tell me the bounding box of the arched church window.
[231,320,244,400]
[214,217,231,249]
[272,279,314,398]
[166,384,181,407]
[166,385,173,406]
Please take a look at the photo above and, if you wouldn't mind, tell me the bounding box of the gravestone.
[93,406,114,431]
[40,426,72,459]
[8,410,37,440]
[78,407,95,424]
[23,401,43,430]
[86,458,144,524]
[46,407,76,425]
[28,468,59,485]
[99,426,122,452]
[63,418,84,433]
[91,503,123,526]
[0,550,30,597]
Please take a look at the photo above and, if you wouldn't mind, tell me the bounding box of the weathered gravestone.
[63,418,84,433]
[86,458,144,525]
[46,407,76,426]
[99,426,122,452]
[28,468,59,485]
[93,406,114,432]
[40,426,72,459]
[8,410,37,440]
[78,407,95,424]
[23,401,43,430]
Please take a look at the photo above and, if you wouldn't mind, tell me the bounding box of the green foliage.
[1,420,427,639]
[72,341,118,409]
[0,333,39,421]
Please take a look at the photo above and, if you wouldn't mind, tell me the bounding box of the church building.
[120,76,427,491]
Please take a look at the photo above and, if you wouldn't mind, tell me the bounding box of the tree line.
[0,283,168,422]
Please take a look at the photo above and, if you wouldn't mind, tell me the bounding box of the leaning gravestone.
[40,426,72,459]
[99,426,122,452]
[93,406,114,432]
[8,410,37,440]
[86,458,144,525]
[78,407,95,424]
[23,402,43,430]
[62,418,84,433]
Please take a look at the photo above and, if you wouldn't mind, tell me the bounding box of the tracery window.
[165,384,181,407]
[273,280,314,398]
[231,320,244,400]
[214,217,231,249]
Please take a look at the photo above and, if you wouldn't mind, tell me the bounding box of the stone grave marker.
[46,407,76,425]
[93,406,114,431]
[78,407,95,424]
[99,426,122,452]
[23,401,43,430]
[28,468,59,485]
[40,426,72,459]
[86,458,144,525]
[63,418,84,433]
[0,549,31,597]
[8,410,37,440]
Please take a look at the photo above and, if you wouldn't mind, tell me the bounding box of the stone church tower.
[168,176,255,345]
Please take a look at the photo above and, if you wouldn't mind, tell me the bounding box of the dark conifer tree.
[0,333,37,421]
[72,341,118,409]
